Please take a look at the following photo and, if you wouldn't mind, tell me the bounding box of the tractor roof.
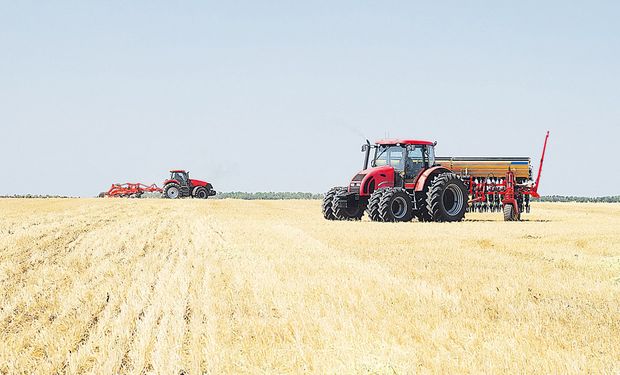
[375,139,434,146]
[170,169,187,173]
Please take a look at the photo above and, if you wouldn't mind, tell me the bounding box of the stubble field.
[0,198,618,374]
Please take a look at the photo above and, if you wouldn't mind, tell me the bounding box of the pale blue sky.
[1,1,618,196]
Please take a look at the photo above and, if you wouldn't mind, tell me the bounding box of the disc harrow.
[99,183,162,198]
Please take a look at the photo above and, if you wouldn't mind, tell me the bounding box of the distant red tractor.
[323,132,549,222]
[162,170,216,199]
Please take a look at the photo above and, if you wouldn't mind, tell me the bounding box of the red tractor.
[323,133,548,222]
[162,170,216,199]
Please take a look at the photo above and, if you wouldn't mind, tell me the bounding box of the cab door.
[404,145,426,180]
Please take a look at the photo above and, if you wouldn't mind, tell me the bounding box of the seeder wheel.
[503,204,520,221]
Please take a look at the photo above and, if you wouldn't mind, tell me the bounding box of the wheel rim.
[345,206,359,216]
[444,184,464,216]
[338,194,361,217]
[168,187,179,198]
[391,196,408,219]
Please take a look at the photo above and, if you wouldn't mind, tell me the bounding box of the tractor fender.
[163,179,180,186]
[192,186,205,196]
[413,166,452,192]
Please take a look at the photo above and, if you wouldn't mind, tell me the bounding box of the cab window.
[425,146,435,166]
[173,172,186,183]
[374,146,404,170]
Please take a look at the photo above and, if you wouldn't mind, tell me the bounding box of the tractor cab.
[367,140,436,181]
[170,170,190,187]
[354,139,437,196]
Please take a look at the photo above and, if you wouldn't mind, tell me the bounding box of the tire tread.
[425,172,467,222]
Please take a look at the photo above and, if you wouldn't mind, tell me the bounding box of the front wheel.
[366,189,386,222]
[378,188,414,222]
[193,186,209,199]
[332,190,365,220]
[322,187,344,220]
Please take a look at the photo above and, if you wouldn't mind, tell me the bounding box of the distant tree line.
[0,194,75,199]
[537,195,620,203]
[213,192,323,200]
[2,193,619,202]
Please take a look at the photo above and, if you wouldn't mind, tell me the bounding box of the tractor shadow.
[465,219,552,222]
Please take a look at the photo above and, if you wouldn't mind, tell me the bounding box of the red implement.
[100,183,162,198]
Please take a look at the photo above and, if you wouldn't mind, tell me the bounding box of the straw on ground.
[0,199,618,373]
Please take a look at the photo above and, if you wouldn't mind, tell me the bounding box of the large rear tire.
[378,187,414,222]
[366,189,385,222]
[322,187,344,220]
[426,173,467,222]
[163,183,182,199]
[415,190,433,222]
[333,190,365,220]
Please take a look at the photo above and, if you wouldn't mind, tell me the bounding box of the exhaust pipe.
[363,139,371,169]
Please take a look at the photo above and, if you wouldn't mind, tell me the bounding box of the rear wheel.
[164,183,181,199]
[415,190,433,222]
[322,187,344,220]
[426,172,467,222]
[333,190,365,220]
[378,188,414,222]
[366,189,385,222]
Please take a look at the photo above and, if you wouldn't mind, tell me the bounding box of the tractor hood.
[189,179,209,187]
[162,178,211,188]
[348,165,395,196]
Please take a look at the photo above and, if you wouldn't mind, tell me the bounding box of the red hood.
[349,165,395,196]
[189,179,208,186]
[357,165,394,176]
[163,178,210,187]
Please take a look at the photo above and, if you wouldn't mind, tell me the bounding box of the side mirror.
[361,144,369,152]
